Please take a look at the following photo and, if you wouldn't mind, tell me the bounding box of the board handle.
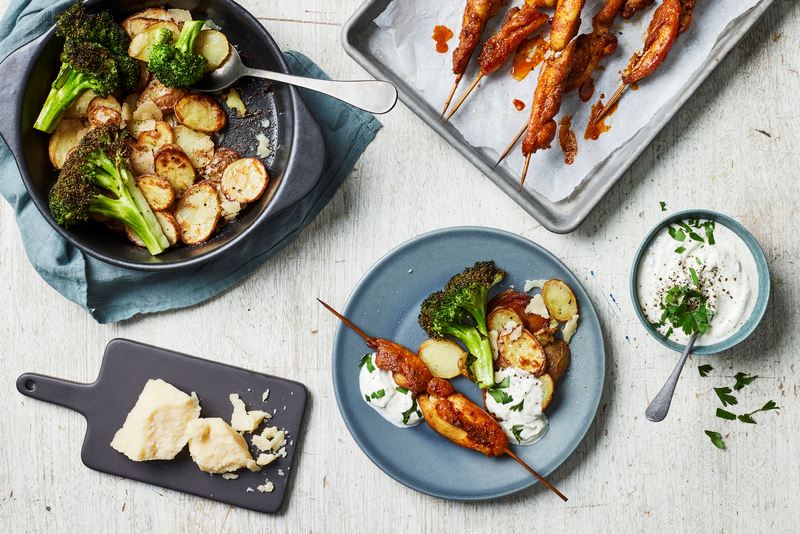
[16,373,95,416]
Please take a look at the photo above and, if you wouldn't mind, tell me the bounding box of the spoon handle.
[645,333,699,422]
[244,68,397,114]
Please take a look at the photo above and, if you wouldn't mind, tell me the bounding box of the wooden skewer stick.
[444,73,484,121]
[506,449,568,501]
[317,298,378,349]
[519,153,532,192]
[592,82,628,124]
[441,74,464,118]
[495,123,527,167]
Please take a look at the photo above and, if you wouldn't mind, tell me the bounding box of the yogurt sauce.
[637,219,759,346]
[485,367,548,445]
[358,353,422,428]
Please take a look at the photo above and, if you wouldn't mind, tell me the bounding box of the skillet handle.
[267,86,327,215]
[0,32,49,158]
[16,372,96,418]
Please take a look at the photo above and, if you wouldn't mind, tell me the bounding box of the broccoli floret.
[49,126,170,255]
[34,2,138,133]
[147,20,207,87]
[418,261,506,389]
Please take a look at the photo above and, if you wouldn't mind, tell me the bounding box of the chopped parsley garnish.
[395,386,409,394]
[713,386,737,407]
[737,400,779,424]
[695,257,702,265]
[659,201,667,211]
[733,372,758,391]
[359,353,375,373]
[660,285,713,336]
[702,221,716,244]
[716,408,736,420]
[494,377,511,389]
[464,353,477,382]
[511,425,524,443]
[488,376,513,404]
[674,246,686,254]
[689,267,699,287]
[668,226,686,242]
[688,231,704,242]
[705,430,725,449]
[370,389,385,399]
[669,219,716,248]
[364,394,370,403]
[509,400,524,412]
[402,396,419,425]
[698,364,713,377]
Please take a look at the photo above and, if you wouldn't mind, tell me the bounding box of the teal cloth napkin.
[0,0,381,323]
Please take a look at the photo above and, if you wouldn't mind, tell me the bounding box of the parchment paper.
[373,0,763,202]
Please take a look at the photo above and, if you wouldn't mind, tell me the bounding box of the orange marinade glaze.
[584,97,618,140]
[559,115,577,164]
[513,98,526,111]
[511,35,549,81]
[432,25,454,53]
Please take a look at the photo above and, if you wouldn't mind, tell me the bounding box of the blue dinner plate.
[330,227,605,500]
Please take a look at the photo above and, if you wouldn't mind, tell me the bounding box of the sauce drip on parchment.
[432,25,454,54]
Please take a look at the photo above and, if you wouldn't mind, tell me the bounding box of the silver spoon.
[645,332,699,422]
[193,46,398,114]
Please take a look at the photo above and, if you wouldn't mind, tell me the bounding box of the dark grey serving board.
[341,0,775,233]
[16,339,308,514]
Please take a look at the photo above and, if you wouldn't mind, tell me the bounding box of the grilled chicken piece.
[477,5,549,75]
[622,0,655,19]
[622,0,681,84]
[521,39,577,156]
[550,0,586,52]
[452,0,510,75]
[418,378,509,457]
[678,0,696,34]
[564,31,618,93]
[592,0,626,32]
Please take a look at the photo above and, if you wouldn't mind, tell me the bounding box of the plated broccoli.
[148,20,207,87]
[49,125,169,255]
[418,261,506,389]
[33,2,139,133]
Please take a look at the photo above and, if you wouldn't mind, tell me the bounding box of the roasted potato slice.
[128,141,155,175]
[132,98,163,122]
[154,211,180,246]
[125,225,147,248]
[135,174,175,211]
[122,8,173,36]
[174,182,221,244]
[48,119,88,169]
[497,328,547,376]
[166,8,192,23]
[128,20,180,62]
[542,279,579,321]
[137,121,174,151]
[175,94,227,133]
[203,147,239,181]
[87,96,122,127]
[196,30,230,70]
[137,77,187,113]
[418,339,466,379]
[220,158,269,203]
[543,339,570,383]
[63,90,97,119]
[174,125,215,168]
[490,290,549,332]
[539,373,555,411]
[487,306,523,334]
[123,17,166,38]
[154,144,196,195]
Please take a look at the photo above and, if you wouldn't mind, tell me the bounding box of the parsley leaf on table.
[733,372,758,391]
[737,400,779,424]
[713,386,738,407]
[660,201,667,211]
[716,408,737,420]
[698,364,713,377]
[705,430,726,449]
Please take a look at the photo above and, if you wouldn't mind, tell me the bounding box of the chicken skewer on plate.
[442,0,510,117]
[444,4,549,120]
[317,299,568,501]
[550,0,587,51]
[592,0,695,123]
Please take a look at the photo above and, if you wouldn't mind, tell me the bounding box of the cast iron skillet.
[0,0,326,271]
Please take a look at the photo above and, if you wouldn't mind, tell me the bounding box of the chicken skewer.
[318,299,568,501]
[444,4,549,121]
[443,0,510,117]
[550,0,587,51]
[592,0,694,124]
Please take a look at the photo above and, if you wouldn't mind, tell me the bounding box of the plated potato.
[48,119,89,169]
[137,121,174,151]
[175,94,226,133]
[63,90,97,119]
[154,210,181,246]
[137,78,187,113]
[128,141,155,175]
[418,339,466,379]
[489,290,549,333]
[541,279,579,321]
[154,144,196,195]
[204,147,239,181]
[135,174,175,211]
[174,182,221,244]
[122,8,173,36]
[87,96,122,127]
[173,125,215,168]
[543,339,570,383]
[128,20,181,62]
[195,30,230,70]
[220,158,269,203]
[487,306,523,334]
[496,328,547,376]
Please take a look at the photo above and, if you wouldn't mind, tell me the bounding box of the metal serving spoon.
[645,333,699,422]
[193,46,398,114]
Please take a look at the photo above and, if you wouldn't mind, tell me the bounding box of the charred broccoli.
[418,261,506,389]
[147,20,207,87]
[33,2,138,133]
[49,125,169,255]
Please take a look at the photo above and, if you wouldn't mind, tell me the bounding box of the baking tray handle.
[267,87,327,215]
[0,33,47,159]
[17,372,95,417]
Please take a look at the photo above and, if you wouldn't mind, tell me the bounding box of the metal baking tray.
[342,0,774,233]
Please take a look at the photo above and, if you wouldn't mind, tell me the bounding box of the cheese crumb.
[252,426,285,452]
[256,453,277,466]
[261,389,270,403]
[222,473,238,480]
[229,394,269,432]
[524,279,547,292]
[525,294,550,318]
[187,417,259,474]
[562,314,580,343]
[256,480,274,493]
[488,330,499,360]
[246,487,254,492]
[255,133,272,158]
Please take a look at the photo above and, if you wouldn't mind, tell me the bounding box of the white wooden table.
[2,1,798,531]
